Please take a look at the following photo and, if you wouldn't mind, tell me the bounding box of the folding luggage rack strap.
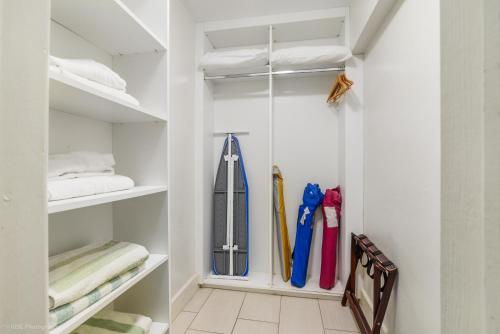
[342,233,398,334]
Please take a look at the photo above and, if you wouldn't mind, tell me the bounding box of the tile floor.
[172,288,360,334]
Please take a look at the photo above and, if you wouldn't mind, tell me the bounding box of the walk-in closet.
[1,0,497,334]
[194,8,363,298]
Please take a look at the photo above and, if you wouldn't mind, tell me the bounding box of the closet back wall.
[273,75,340,282]
[213,80,271,275]
[48,22,115,255]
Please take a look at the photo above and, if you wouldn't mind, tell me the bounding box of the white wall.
[338,55,365,284]
[349,0,396,54]
[169,0,197,296]
[362,0,441,333]
[441,0,500,333]
[484,0,500,332]
[441,0,484,331]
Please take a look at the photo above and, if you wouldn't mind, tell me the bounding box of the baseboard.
[358,286,390,334]
[171,274,200,321]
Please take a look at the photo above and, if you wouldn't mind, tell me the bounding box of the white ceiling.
[182,0,350,22]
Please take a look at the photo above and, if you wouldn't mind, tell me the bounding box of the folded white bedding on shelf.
[70,310,153,334]
[49,152,116,180]
[50,56,127,91]
[200,48,269,72]
[50,65,140,106]
[49,265,144,329]
[48,152,135,201]
[49,241,150,310]
[48,175,135,201]
[271,45,352,68]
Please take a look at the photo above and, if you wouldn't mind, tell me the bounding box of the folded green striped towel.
[71,310,152,334]
[49,241,149,310]
[49,265,144,329]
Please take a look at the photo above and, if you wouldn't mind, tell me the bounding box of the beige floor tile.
[325,330,358,334]
[185,330,218,334]
[279,297,324,334]
[232,319,279,334]
[319,300,360,332]
[238,293,281,323]
[171,312,197,334]
[189,289,246,334]
[184,288,213,313]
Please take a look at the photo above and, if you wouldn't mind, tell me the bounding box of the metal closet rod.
[204,66,345,80]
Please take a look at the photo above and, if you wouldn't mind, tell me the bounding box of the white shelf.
[150,322,169,334]
[201,272,343,299]
[51,0,166,55]
[204,9,346,49]
[273,17,345,43]
[50,254,168,334]
[48,186,168,214]
[49,72,167,123]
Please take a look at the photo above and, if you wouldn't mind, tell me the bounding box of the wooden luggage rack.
[342,234,398,334]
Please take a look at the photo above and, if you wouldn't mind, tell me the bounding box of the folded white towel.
[271,45,352,68]
[200,48,269,72]
[50,56,127,91]
[50,65,140,106]
[48,175,135,201]
[49,170,115,181]
[49,152,115,180]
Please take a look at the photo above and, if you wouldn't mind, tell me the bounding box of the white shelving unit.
[49,72,168,123]
[50,255,168,334]
[196,7,361,299]
[51,0,167,55]
[48,186,168,214]
[46,0,171,332]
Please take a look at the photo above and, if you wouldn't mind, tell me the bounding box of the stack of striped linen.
[49,241,149,329]
[72,310,152,334]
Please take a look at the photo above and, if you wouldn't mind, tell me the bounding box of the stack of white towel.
[50,55,140,106]
[200,45,352,72]
[48,152,134,201]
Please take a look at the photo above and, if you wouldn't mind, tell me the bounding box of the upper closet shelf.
[49,71,167,123]
[50,254,168,334]
[51,0,167,55]
[205,13,345,49]
[48,185,168,214]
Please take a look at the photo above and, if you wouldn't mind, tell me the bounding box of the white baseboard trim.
[171,274,200,321]
[358,286,390,334]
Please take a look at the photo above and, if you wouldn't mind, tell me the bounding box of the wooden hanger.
[327,73,353,103]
